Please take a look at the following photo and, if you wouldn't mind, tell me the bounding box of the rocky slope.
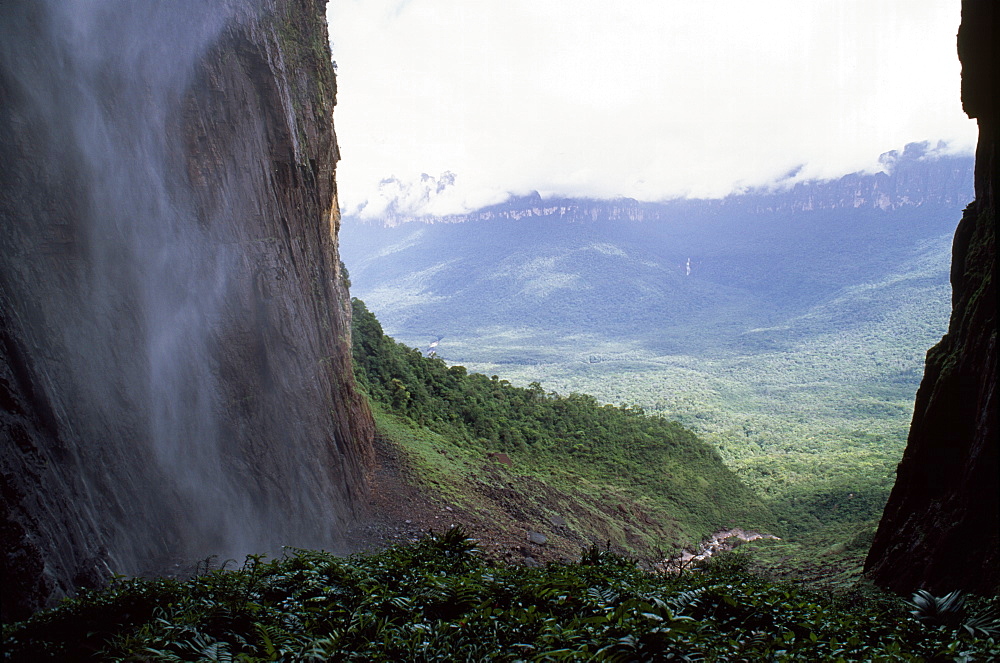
[864,0,998,594]
[0,0,373,620]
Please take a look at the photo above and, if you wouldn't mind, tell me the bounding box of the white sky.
[327,0,977,218]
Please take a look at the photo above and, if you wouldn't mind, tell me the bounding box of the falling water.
[0,0,364,593]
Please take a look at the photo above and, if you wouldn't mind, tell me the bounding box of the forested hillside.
[351,298,774,552]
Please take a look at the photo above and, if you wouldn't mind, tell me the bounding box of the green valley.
[352,298,774,556]
[340,147,973,572]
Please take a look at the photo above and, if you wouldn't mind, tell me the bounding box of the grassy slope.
[352,298,775,556]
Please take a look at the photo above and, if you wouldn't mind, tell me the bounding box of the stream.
[662,527,780,570]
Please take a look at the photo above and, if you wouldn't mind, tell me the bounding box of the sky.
[327,0,977,219]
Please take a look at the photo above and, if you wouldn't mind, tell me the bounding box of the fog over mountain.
[341,145,972,360]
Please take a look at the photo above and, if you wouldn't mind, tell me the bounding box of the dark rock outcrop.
[865,0,998,595]
[1,0,374,620]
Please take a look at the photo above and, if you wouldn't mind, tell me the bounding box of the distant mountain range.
[340,143,973,360]
[353,143,972,227]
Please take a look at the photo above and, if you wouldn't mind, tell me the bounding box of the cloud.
[356,171,458,218]
[329,0,977,217]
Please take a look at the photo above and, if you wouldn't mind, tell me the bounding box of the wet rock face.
[865,0,998,595]
[0,0,374,620]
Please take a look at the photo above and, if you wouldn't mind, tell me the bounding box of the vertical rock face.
[0,0,374,620]
[865,0,998,594]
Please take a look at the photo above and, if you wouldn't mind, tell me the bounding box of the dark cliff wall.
[865,0,998,595]
[0,0,374,620]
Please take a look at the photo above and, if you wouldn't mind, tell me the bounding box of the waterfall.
[1,0,370,614]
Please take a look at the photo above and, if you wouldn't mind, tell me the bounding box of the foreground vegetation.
[5,529,997,661]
